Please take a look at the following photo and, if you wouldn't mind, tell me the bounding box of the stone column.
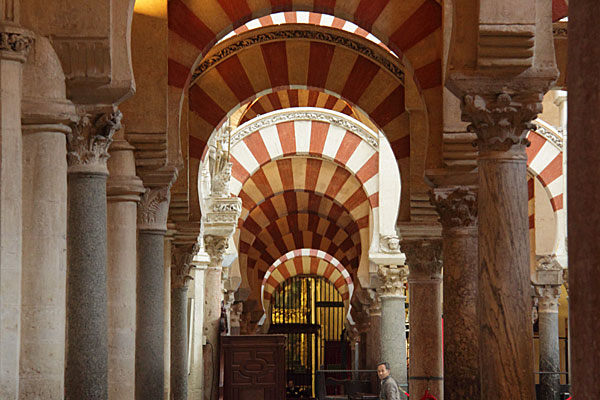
[568,2,600,398]
[65,108,122,399]
[0,27,32,400]
[431,187,480,400]
[461,92,542,399]
[533,256,564,400]
[189,251,209,399]
[377,265,408,388]
[403,240,443,399]
[106,130,144,400]
[365,291,381,370]
[20,115,70,399]
[136,186,170,400]
[171,244,197,400]
[164,230,174,400]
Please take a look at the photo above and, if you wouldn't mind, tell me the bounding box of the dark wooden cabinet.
[222,335,287,400]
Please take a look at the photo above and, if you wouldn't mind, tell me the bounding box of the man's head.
[377,362,391,380]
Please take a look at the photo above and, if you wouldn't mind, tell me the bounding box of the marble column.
[65,108,122,400]
[203,264,223,400]
[461,92,544,399]
[431,187,480,400]
[403,240,443,399]
[164,232,173,400]
[568,1,600,398]
[106,130,144,400]
[535,285,562,400]
[366,291,382,370]
[0,27,32,400]
[377,265,408,388]
[171,244,197,400]
[189,252,209,399]
[136,186,170,400]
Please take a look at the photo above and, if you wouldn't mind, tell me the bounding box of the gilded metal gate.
[269,275,346,396]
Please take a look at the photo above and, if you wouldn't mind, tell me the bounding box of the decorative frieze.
[377,265,408,297]
[402,240,443,277]
[137,186,170,232]
[67,108,122,173]
[431,187,477,230]
[462,92,543,154]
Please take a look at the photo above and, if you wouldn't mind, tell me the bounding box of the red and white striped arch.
[261,249,354,316]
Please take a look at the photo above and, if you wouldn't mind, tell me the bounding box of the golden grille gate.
[269,275,347,397]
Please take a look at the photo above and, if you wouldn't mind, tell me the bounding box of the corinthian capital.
[534,285,561,313]
[171,243,199,289]
[431,187,477,230]
[137,186,170,232]
[67,108,122,174]
[461,92,542,154]
[377,265,408,297]
[203,235,229,268]
[403,239,443,277]
[0,29,34,62]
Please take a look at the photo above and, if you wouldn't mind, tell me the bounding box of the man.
[377,362,402,400]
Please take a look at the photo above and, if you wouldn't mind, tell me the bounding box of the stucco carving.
[377,265,408,297]
[402,240,443,277]
[137,186,170,232]
[67,109,122,170]
[431,187,477,229]
[462,92,542,153]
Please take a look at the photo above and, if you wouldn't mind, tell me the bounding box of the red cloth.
[420,389,437,400]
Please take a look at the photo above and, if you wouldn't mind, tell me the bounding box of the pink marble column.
[403,240,443,399]
[432,187,479,400]
[567,2,600,397]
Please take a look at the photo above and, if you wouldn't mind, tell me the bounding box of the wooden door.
[222,335,286,400]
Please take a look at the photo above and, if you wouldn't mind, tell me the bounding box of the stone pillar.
[568,2,600,398]
[65,108,122,399]
[171,244,197,400]
[20,117,70,399]
[533,256,564,400]
[431,187,480,400]
[461,92,543,399]
[403,240,443,399]
[189,252,209,400]
[366,291,381,370]
[136,186,170,400]
[0,27,32,400]
[203,264,223,400]
[377,265,408,388]
[106,130,144,400]
[164,231,174,400]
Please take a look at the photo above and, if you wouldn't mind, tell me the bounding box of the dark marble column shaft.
[536,286,561,400]
[171,286,189,400]
[380,295,407,387]
[66,171,109,400]
[135,231,165,399]
[568,1,600,398]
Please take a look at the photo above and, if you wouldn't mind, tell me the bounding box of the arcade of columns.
[1,1,599,400]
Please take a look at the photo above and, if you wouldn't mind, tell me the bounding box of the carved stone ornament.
[461,92,542,153]
[171,243,199,289]
[204,234,229,268]
[531,293,539,324]
[203,196,242,238]
[402,239,443,276]
[137,186,170,232]
[534,285,561,313]
[533,254,564,286]
[366,289,381,316]
[431,187,477,229]
[379,234,401,253]
[0,31,33,61]
[67,109,122,172]
[376,265,408,297]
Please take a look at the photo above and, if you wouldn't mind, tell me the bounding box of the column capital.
[203,235,229,268]
[403,239,443,278]
[366,289,381,316]
[0,26,34,62]
[67,107,122,175]
[431,186,478,230]
[376,265,408,297]
[137,186,170,233]
[461,91,543,155]
[533,285,561,313]
[171,243,199,289]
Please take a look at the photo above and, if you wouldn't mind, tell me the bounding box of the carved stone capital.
[203,235,229,268]
[431,187,477,230]
[171,243,199,289]
[366,289,381,316]
[461,92,543,154]
[137,186,170,233]
[534,285,561,313]
[0,29,34,62]
[403,239,443,278]
[376,265,408,297]
[67,108,122,174]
